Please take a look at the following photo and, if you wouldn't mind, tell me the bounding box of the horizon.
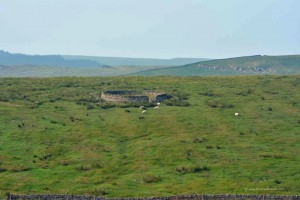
[1,49,300,60]
[0,0,299,58]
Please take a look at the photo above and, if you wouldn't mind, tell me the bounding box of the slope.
[132,55,300,76]
[0,75,299,197]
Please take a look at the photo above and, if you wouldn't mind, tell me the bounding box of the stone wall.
[101,92,149,103]
[100,90,171,103]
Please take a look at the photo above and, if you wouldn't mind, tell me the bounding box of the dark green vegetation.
[0,75,300,197]
[133,55,300,76]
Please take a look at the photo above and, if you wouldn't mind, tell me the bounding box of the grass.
[133,55,300,76]
[0,75,299,197]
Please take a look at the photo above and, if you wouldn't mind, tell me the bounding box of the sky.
[0,0,299,59]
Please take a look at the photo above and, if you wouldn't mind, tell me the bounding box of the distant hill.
[0,50,106,68]
[132,55,300,76]
[0,64,172,77]
[63,55,209,67]
[2,52,299,77]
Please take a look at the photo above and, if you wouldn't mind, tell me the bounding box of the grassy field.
[0,75,299,197]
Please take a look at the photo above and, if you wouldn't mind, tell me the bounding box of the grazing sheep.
[139,106,144,109]
[235,112,239,116]
[142,110,147,114]
[157,102,160,106]
[154,106,160,109]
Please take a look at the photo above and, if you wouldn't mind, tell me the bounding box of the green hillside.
[132,55,300,76]
[0,75,299,197]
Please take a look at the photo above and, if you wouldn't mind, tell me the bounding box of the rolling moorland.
[0,75,300,198]
[0,50,106,68]
[0,50,208,77]
[133,55,300,76]
[1,50,300,77]
[63,55,208,67]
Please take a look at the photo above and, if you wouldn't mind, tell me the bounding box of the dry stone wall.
[101,90,171,103]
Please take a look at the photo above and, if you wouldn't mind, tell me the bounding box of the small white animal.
[157,102,160,106]
[154,106,160,109]
[235,112,239,116]
[142,110,147,114]
[139,106,144,109]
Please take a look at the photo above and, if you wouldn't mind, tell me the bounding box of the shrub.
[206,99,234,109]
[10,165,31,172]
[101,103,115,109]
[193,166,209,173]
[176,166,191,174]
[87,103,96,110]
[176,165,209,174]
[165,97,190,107]
[0,168,7,173]
[91,189,108,196]
[193,138,207,143]
[50,120,58,124]
[75,165,90,171]
[199,91,215,96]
[268,107,273,111]
[142,174,162,183]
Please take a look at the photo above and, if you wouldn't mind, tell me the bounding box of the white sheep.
[157,102,160,106]
[139,106,144,109]
[235,112,239,116]
[154,106,160,109]
[142,110,147,114]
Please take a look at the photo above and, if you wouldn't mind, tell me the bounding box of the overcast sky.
[0,0,299,58]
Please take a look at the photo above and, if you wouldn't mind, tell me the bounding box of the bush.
[75,165,90,171]
[0,168,7,173]
[165,97,190,107]
[176,166,191,174]
[87,103,96,110]
[101,103,115,109]
[193,138,207,143]
[176,165,209,174]
[142,174,162,183]
[193,166,209,173]
[206,99,234,109]
[90,189,108,196]
[268,106,273,111]
[10,165,31,172]
[199,91,215,96]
